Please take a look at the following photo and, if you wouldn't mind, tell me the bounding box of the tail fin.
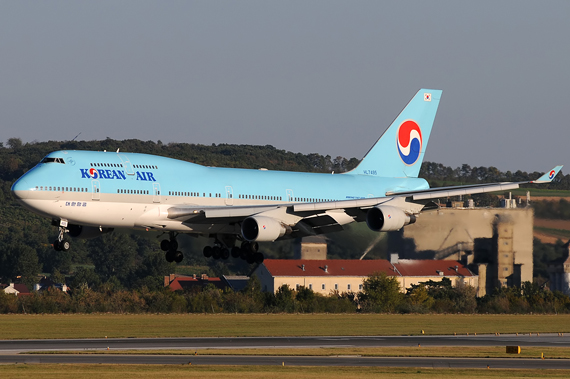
[347,89,442,178]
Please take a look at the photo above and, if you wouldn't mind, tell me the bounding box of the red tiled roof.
[261,259,474,278]
[169,277,224,291]
[262,259,398,277]
[13,284,30,294]
[395,259,473,277]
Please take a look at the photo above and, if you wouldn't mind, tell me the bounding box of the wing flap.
[168,205,280,219]
[293,197,392,213]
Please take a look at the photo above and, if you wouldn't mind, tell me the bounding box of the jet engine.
[68,224,114,239]
[366,205,416,232]
[241,216,287,242]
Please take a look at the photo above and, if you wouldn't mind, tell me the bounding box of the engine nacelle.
[366,205,416,232]
[241,216,287,242]
[68,224,114,239]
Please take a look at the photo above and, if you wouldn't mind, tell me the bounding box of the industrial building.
[548,241,570,294]
[388,207,533,296]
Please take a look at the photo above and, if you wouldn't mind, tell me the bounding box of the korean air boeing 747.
[11,89,563,264]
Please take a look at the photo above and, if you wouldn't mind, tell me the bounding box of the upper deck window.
[41,157,65,164]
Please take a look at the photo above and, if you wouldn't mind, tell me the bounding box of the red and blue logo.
[549,170,556,180]
[397,120,422,166]
[88,168,99,179]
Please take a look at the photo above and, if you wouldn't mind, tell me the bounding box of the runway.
[1,334,570,369]
[1,334,570,353]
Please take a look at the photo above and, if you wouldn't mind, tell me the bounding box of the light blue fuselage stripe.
[18,151,430,201]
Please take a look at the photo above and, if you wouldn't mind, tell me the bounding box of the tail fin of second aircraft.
[347,89,442,178]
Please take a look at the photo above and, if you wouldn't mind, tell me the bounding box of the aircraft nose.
[11,176,31,200]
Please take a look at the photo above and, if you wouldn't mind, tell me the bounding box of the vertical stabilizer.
[347,89,442,178]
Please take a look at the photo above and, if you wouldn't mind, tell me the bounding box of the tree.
[358,272,402,312]
[87,232,137,283]
[404,283,434,313]
[6,138,22,149]
[274,284,296,312]
[3,244,42,289]
[70,267,101,290]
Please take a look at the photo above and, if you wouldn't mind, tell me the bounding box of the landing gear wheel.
[212,246,221,259]
[248,242,259,253]
[60,240,70,251]
[246,254,255,264]
[240,241,258,254]
[169,239,178,251]
[160,239,170,251]
[254,252,264,264]
[174,251,183,263]
[231,246,241,258]
[53,240,62,251]
[165,250,175,263]
[203,246,213,258]
[221,248,230,260]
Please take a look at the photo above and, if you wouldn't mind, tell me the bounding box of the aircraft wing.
[385,165,563,201]
[165,166,562,238]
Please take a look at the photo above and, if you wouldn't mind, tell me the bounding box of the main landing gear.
[160,233,183,263]
[160,234,264,265]
[203,240,264,265]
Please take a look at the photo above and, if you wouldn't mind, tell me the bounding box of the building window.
[321,284,325,290]
[334,283,338,290]
[309,284,312,290]
[296,284,300,290]
[359,284,363,291]
[347,284,351,291]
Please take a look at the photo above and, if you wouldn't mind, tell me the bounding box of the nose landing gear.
[53,223,70,252]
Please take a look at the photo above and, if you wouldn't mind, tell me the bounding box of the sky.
[1,1,569,173]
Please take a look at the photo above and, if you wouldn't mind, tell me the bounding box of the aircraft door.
[118,154,135,176]
[91,180,101,201]
[225,186,233,206]
[153,183,161,203]
[286,189,294,202]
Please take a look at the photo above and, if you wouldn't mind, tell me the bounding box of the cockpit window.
[41,157,66,164]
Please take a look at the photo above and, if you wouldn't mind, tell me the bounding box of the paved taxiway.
[2,354,570,369]
[2,334,570,369]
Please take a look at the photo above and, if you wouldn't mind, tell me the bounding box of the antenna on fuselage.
[116,148,120,153]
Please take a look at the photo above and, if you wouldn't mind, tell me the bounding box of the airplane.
[11,89,563,264]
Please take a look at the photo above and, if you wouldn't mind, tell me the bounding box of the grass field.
[0,365,569,379]
[509,188,570,198]
[1,314,570,340]
[534,227,570,240]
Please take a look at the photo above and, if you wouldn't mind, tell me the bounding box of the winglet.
[532,165,564,183]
